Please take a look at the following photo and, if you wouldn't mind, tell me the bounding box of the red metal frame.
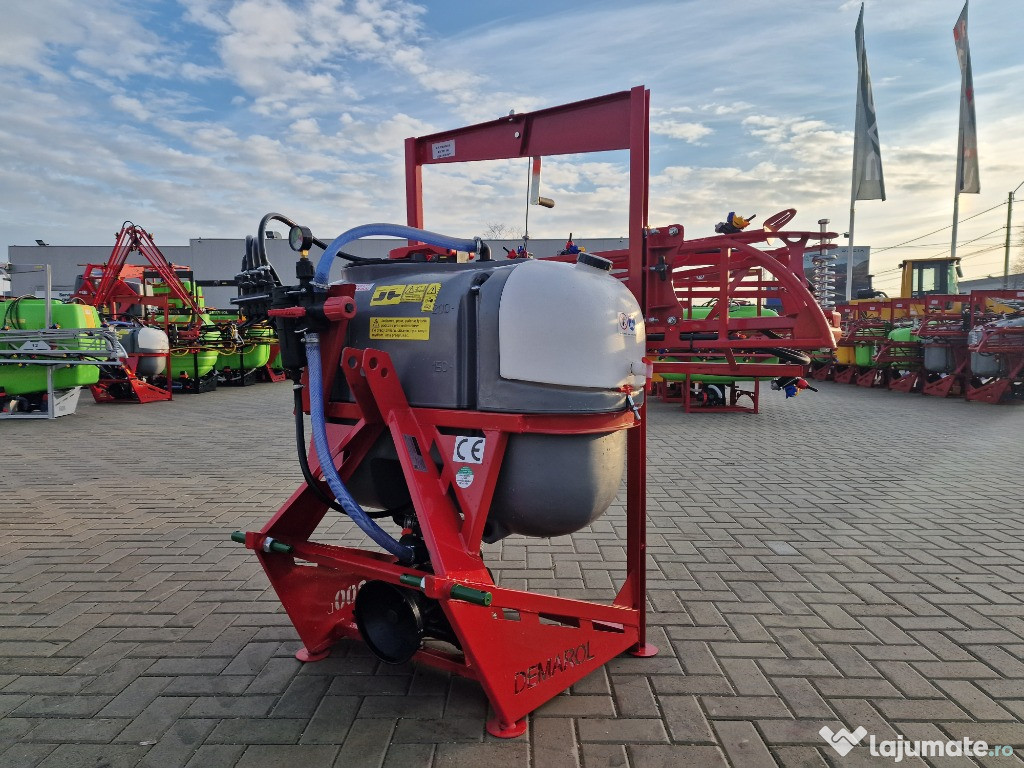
[834,289,1024,403]
[245,327,648,736]
[73,225,204,318]
[90,349,174,404]
[405,87,651,305]
[963,292,1024,403]
[238,88,658,740]
[911,295,966,398]
[405,86,835,416]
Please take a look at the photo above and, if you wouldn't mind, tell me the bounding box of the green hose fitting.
[230,531,293,554]
[400,573,426,589]
[397,574,491,606]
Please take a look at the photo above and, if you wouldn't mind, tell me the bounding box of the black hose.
[292,383,405,520]
[754,347,811,366]
[257,211,374,267]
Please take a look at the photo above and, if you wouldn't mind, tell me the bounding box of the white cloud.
[111,95,151,121]
[651,120,713,144]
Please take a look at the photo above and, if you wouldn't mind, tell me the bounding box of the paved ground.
[2,379,1024,768]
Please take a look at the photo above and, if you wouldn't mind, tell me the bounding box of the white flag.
[954,1,980,193]
[852,4,885,201]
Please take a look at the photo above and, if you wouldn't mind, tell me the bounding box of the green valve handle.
[400,573,426,589]
[230,531,293,554]
[450,584,492,607]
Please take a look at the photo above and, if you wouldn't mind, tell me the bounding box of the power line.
[920,226,1007,260]
[871,200,1008,254]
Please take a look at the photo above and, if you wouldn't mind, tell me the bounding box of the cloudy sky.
[2,0,1021,292]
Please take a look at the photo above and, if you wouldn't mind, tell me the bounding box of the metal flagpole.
[951,101,964,260]
[847,198,856,302]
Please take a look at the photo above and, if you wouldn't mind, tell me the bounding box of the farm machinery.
[230,86,838,737]
[74,222,283,400]
[817,257,1024,403]
[1,288,123,418]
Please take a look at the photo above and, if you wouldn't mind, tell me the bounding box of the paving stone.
[97,676,173,717]
[610,674,659,717]
[27,717,131,743]
[629,744,729,768]
[660,695,716,743]
[12,693,110,718]
[297,696,360,745]
[235,744,339,768]
[534,694,615,717]
[35,744,147,768]
[382,743,435,768]
[135,718,218,768]
[271,675,331,719]
[772,745,831,767]
[713,719,779,767]
[703,695,792,720]
[184,745,246,768]
[0,742,56,768]
[772,677,835,719]
[115,695,196,744]
[530,716,578,768]
[207,718,306,745]
[333,718,396,767]
[579,744,628,768]
[577,717,668,743]
[392,717,484,744]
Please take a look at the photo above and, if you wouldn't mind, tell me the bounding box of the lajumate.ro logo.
[820,724,1015,762]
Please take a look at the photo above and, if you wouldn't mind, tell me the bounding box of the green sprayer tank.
[0,300,103,395]
[207,311,274,371]
[853,327,888,367]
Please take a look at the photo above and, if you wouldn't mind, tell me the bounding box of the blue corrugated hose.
[313,222,479,286]
[305,334,413,561]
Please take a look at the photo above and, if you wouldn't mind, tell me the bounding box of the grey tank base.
[482,431,625,543]
[343,430,626,544]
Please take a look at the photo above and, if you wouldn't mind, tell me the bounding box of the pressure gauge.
[289,225,313,253]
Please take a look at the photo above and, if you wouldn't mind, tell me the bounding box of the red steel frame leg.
[964,358,1024,404]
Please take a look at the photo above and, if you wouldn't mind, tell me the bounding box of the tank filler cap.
[576,253,612,272]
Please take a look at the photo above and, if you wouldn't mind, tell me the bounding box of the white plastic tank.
[115,326,169,377]
[497,255,647,391]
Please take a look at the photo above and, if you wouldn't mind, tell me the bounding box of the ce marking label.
[452,436,485,464]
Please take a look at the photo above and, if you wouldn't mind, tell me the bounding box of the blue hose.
[305,334,414,562]
[314,223,480,286]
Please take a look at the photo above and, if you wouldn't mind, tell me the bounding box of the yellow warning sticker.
[370,282,442,312]
[421,283,441,312]
[402,283,427,303]
[369,317,430,340]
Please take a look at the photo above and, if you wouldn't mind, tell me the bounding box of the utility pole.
[1004,180,1024,289]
